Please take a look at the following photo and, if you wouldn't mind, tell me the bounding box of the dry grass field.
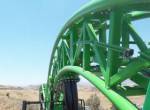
[0,86,39,110]
[78,85,112,109]
[0,85,145,110]
[78,85,145,110]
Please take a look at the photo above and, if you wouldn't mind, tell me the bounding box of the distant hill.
[23,85,40,90]
[0,85,23,90]
[0,84,40,90]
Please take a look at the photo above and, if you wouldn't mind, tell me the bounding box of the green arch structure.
[40,0,150,110]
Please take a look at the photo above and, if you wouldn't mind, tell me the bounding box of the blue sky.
[0,0,89,86]
[0,0,149,86]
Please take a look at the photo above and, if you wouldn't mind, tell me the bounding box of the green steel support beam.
[99,20,107,58]
[143,82,150,110]
[122,15,130,48]
[62,41,71,64]
[70,27,78,65]
[62,41,68,66]
[86,23,106,77]
[110,57,150,86]
[106,9,123,86]
[130,11,150,21]
[54,66,138,110]
[83,22,90,70]
[131,74,149,90]
[116,86,146,96]
[57,47,61,70]
[73,30,83,65]
[128,24,148,52]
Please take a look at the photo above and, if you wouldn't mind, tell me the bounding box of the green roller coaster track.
[39,0,150,110]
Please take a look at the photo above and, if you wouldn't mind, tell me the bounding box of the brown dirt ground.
[0,86,145,110]
[0,89,39,110]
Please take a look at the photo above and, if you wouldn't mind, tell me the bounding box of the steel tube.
[54,66,138,110]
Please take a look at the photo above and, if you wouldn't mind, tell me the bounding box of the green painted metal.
[47,0,150,79]
[106,9,123,86]
[143,82,150,110]
[54,66,138,110]
[39,0,150,110]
